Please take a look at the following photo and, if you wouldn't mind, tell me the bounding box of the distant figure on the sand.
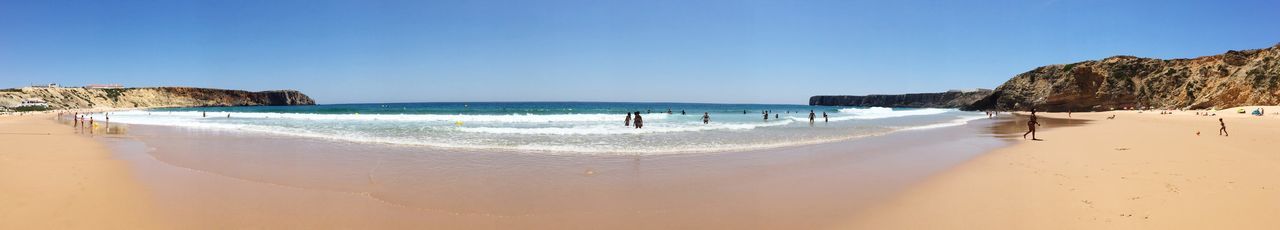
[702,112,710,124]
[634,112,644,129]
[227,113,231,118]
[625,112,632,126]
[1023,109,1041,140]
[203,111,207,117]
[822,112,828,122]
[1219,118,1228,136]
[808,110,816,123]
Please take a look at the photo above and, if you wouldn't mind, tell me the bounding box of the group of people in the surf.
[762,110,828,123]
[624,109,830,129]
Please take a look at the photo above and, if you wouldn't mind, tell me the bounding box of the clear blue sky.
[1,0,1277,104]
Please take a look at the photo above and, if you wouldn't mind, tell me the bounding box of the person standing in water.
[634,112,644,129]
[822,112,828,122]
[203,111,207,118]
[702,112,710,124]
[1219,118,1228,136]
[625,112,632,127]
[763,110,769,121]
[1023,108,1041,140]
[681,110,686,115]
[808,110,816,123]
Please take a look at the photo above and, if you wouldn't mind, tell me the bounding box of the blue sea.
[94,102,986,154]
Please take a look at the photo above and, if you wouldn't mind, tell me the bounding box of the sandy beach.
[845,108,1280,229]
[0,114,166,229]
[4,108,1279,229]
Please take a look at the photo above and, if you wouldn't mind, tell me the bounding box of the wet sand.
[0,115,165,229]
[97,116,1025,229]
[845,109,1280,229]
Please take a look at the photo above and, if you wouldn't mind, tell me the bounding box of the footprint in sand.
[1165,183,1181,193]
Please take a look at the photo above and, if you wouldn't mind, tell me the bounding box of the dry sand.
[844,107,1280,229]
[0,114,166,229]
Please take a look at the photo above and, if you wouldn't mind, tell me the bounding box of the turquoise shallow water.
[90,102,985,154]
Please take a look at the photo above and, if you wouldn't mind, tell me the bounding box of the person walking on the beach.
[625,112,632,127]
[634,112,644,129]
[808,110,816,123]
[822,112,828,122]
[702,112,710,124]
[1219,118,1228,136]
[1023,109,1041,140]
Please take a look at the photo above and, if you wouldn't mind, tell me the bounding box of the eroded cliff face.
[809,89,993,108]
[966,43,1280,111]
[0,87,315,109]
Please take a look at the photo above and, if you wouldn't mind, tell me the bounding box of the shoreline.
[63,106,990,155]
[844,108,1280,229]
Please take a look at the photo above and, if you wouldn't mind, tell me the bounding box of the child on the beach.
[1219,118,1228,136]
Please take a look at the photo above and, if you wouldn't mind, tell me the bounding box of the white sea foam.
[103,110,667,123]
[456,120,794,135]
[86,109,985,155]
[834,107,952,120]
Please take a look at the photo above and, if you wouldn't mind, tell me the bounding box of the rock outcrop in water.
[0,87,315,110]
[809,89,993,108]
[965,43,1280,111]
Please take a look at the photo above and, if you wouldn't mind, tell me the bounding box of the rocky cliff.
[966,43,1280,111]
[0,87,315,110]
[810,89,993,108]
